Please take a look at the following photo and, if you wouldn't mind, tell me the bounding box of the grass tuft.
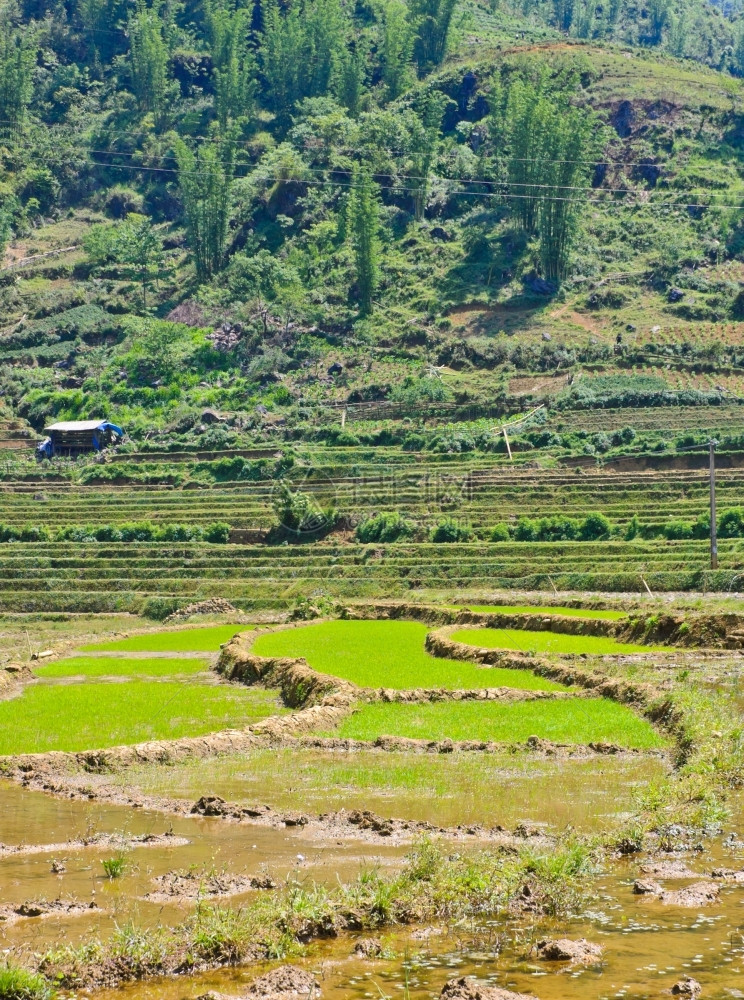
[0,965,55,1000]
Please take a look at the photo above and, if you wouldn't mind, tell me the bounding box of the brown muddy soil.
[441,978,538,1000]
[0,897,99,924]
[145,867,274,902]
[535,938,603,965]
[0,830,188,857]
[632,879,721,906]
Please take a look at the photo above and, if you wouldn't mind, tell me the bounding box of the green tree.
[0,28,36,133]
[502,78,549,234]
[536,104,598,282]
[379,0,415,102]
[502,77,598,282]
[171,133,236,282]
[409,90,448,220]
[206,0,257,127]
[642,0,671,46]
[409,0,457,70]
[128,0,171,127]
[259,0,347,118]
[84,213,164,309]
[349,164,380,316]
[335,42,365,116]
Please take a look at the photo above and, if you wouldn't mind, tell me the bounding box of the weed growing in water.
[102,855,126,879]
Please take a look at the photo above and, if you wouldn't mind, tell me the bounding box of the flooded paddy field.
[1,604,743,1000]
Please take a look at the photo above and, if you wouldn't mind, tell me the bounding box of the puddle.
[115,748,668,833]
[0,781,407,952]
[88,843,744,1000]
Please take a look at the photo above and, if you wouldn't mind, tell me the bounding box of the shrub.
[514,517,537,542]
[204,522,231,543]
[357,512,416,543]
[140,597,182,620]
[718,508,744,538]
[663,519,693,540]
[624,514,641,541]
[579,513,612,541]
[119,521,156,542]
[490,523,511,542]
[431,517,473,543]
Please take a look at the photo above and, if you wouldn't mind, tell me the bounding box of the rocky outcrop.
[671,977,701,997]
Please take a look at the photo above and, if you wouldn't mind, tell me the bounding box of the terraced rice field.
[0,536,741,612]
[3,462,744,610]
[330,699,666,748]
[81,624,251,652]
[450,628,664,655]
[252,620,566,690]
[0,681,282,755]
[2,625,278,754]
[5,465,744,532]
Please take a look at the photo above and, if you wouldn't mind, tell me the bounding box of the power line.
[71,155,744,210]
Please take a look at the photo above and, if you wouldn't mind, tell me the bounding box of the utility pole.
[709,439,718,570]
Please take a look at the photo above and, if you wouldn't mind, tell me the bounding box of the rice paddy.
[331,699,667,749]
[81,624,252,653]
[450,628,665,656]
[252,620,565,690]
[459,606,629,620]
[34,656,211,678]
[0,682,283,755]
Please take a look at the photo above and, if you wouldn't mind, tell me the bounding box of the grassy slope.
[0,682,283,755]
[81,625,252,653]
[252,620,565,690]
[333,698,666,749]
[450,627,665,655]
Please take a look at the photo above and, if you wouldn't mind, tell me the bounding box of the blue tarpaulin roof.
[44,420,123,435]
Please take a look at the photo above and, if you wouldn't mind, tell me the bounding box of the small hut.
[37,420,124,460]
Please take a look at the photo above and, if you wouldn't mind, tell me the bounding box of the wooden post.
[341,407,347,430]
[502,427,513,461]
[640,575,653,596]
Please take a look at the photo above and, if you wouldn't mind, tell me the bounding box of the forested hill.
[4,1,744,449]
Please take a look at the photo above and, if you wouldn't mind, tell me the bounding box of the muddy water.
[92,841,744,1000]
[115,749,668,833]
[0,781,406,952]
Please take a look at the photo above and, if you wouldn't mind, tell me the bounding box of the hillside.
[4,1,744,606]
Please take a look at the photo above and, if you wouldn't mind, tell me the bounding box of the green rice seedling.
[330,699,667,750]
[253,620,564,691]
[459,606,628,620]
[81,625,253,654]
[35,657,210,679]
[0,682,284,755]
[451,628,665,656]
